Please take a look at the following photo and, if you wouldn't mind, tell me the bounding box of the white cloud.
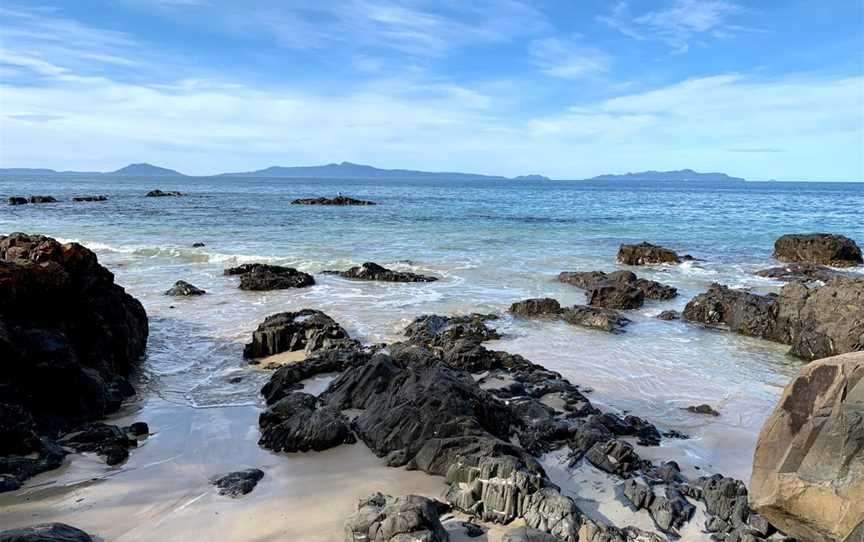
[528,38,609,79]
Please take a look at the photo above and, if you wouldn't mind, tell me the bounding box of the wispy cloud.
[528,37,609,79]
[599,0,746,53]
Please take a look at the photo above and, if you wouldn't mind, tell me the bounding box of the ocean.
[1,175,862,539]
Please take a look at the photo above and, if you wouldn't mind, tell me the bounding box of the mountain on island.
[513,174,550,181]
[218,161,507,180]
[111,163,184,176]
[588,169,746,182]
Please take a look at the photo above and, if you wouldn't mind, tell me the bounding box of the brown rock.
[617,242,681,265]
[750,352,864,542]
[773,233,862,267]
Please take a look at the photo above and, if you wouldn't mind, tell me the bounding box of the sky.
[0,1,862,180]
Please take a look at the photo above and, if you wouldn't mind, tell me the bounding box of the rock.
[244,309,353,359]
[404,313,500,347]
[164,280,205,296]
[682,284,778,339]
[755,262,844,282]
[324,262,437,282]
[223,263,314,290]
[623,479,695,534]
[191,242,205,247]
[657,310,679,321]
[561,305,631,333]
[57,422,147,466]
[291,195,376,206]
[585,283,644,310]
[344,493,448,542]
[686,404,720,416]
[258,392,355,452]
[212,468,264,497]
[0,523,94,542]
[509,297,563,318]
[501,526,559,542]
[700,475,751,535]
[584,439,643,476]
[558,270,677,307]
[773,233,862,267]
[145,189,182,197]
[617,242,681,265]
[28,196,57,203]
[72,196,107,202]
[8,197,28,205]
[750,352,864,542]
[260,348,370,404]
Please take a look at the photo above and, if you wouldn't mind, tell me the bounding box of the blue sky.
[0,1,862,180]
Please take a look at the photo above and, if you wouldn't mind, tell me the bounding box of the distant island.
[513,174,551,181]
[0,163,184,177]
[587,169,746,182]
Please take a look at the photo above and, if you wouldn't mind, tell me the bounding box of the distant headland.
[587,169,746,182]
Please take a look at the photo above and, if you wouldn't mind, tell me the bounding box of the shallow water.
[1,176,862,537]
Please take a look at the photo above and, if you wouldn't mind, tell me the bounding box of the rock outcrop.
[145,189,182,197]
[755,262,844,283]
[243,309,354,359]
[212,468,265,497]
[750,352,864,542]
[224,263,315,290]
[0,523,94,542]
[617,243,681,265]
[28,196,58,203]
[259,392,356,452]
[73,195,107,202]
[7,197,28,205]
[558,270,677,309]
[773,233,862,267]
[164,280,205,296]
[324,262,437,282]
[291,196,376,206]
[344,493,448,542]
[509,298,631,333]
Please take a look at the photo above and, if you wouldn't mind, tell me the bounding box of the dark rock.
[28,196,57,204]
[212,468,264,497]
[755,262,844,283]
[291,195,376,206]
[8,197,28,205]
[404,313,500,347]
[261,348,371,404]
[686,404,720,416]
[657,310,680,321]
[501,526,559,542]
[164,280,205,296]
[145,189,182,197]
[244,309,353,359]
[191,242,205,247]
[682,284,778,339]
[624,480,695,534]
[56,422,147,466]
[344,493,447,542]
[584,439,642,476]
[561,305,631,333]
[585,283,644,310]
[559,270,677,308]
[223,263,314,290]
[126,421,149,436]
[773,233,862,267]
[0,523,94,542]
[258,392,355,452]
[72,196,107,202]
[324,261,437,282]
[509,297,563,318]
[700,475,751,534]
[617,242,681,265]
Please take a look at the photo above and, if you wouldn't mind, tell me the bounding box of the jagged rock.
[145,189,182,197]
[561,305,630,333]
[584,439,643,476]
[701,475,751,535]
[344,493,447,542]
[558,270,677,308]
[617,242,681,265]
[755,262,844,282]
[7,197,28,205]
[223,263,315,290]
[773,233,862,267]
[682,284,777,339]
[501,526,559,542]
[57,422,147,466]
[324,261,437,282]
[164,280,205,296]
[28,196,57,203]
[291,195,376,206]
[72,196,107,202]
[244,309,353,359]
[577,519,664,542]
[623,480,695,534]
[686,404,720,416]
[404,313,500,346]
[509,298,563,318]
[0,523,94,542]
[657,310,679,321]
[750,352,864,542]
[584,283,644,310]
[260,348,371,404]
[258,392,355,453]
[212,468,264,497]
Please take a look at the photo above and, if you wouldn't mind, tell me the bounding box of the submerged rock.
[244,309,353,359]
[755,262,844,282]
[291,195,376,206]
[656,310,679,321]
[72,195,107,202]
[617,242,681,265]
[773,233,862,267]
[344,493,448,542]
[145,189,182,197]
[7,197,28,205]
[0,523,94,542]
[509,298,630,333]
[324,261,437,282]
[212,468,264,497]
[28,196,58,203]
[224,263,315,290]
[57,422,148,466]
[685,404,720,416]
[164,280,206,296]
[558,270,677,309]
[750,352,864,542]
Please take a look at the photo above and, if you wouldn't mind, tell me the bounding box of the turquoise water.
[2,176,863,480]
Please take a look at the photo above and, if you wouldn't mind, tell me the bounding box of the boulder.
[755,262,844,283]
[191,242,205,248]
[404,313,500,347]
[212,468,264,497]
[685,404,719,416]
[260,348,371,405]
[773,233,862,267]
[558,270,677,306]
[57,422,148,466]
[243,309,353,359]
[259,392,356,453]
[7,197,28,205]
[585,283,644,310]
[28,196,57,203]
[223,263,314,290]
[291,195,376,206]
[561,305,631,333]
[164,280,205,296]
[324,262,437,282]
[682,284,778,339]
[344,493,447,542]
[501,526,559,542]
[509,297,563,318]
[145,189,182,197]
[617,243,681,265]
[0,523,94,542]
[750,352,864,542]
[72,196,107,202]
[656,310,679,321]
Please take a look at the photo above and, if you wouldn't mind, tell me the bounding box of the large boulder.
[243,309,353,359]
[324,261,437,283]
[750,352,864,542]
[224,263,314,290]
[617,243,681,265]
[258,392,356,453]
[344,493,447,542]
[681,283,778,339]
[773,233,862,267]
